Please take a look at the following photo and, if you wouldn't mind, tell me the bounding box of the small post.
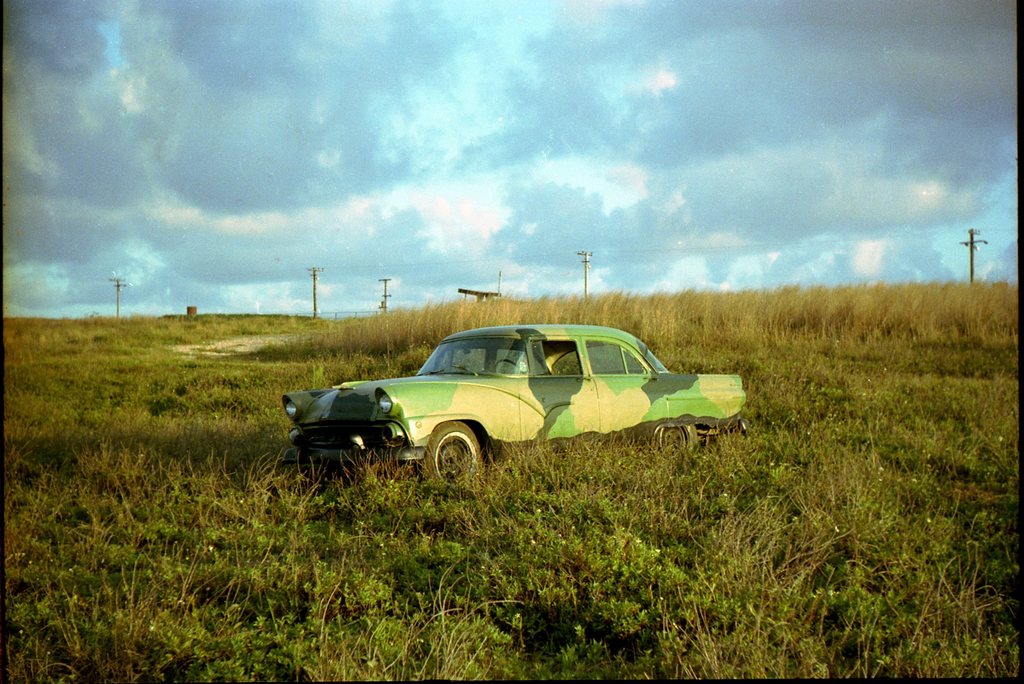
[959,229,988,284]
[109,276,128,320]
[379,278,391,314]
[577,251,592,300]
[308,267,323,318]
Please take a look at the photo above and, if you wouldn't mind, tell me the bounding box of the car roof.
[442,324,641,345]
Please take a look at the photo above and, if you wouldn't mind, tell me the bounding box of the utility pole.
[109,275,129,320]
[308,267,323,318]
[379,278,391,314]
[577,251,592,300]
[959,229,988,284]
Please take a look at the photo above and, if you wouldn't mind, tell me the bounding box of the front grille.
[300,422,405,450]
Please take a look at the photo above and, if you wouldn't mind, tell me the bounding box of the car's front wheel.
[424,421,482,480]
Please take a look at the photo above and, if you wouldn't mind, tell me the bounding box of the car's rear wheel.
[656,423,698,450]
[424,421,482,480]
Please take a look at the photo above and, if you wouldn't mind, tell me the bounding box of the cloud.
[851,239,889,279]
[561,0,646,25]
[2,261,72,315]
[2,0,1016,318]
[640,66,679,96]
[979,241,1019,283]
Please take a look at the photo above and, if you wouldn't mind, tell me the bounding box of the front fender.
[385,379,526,444]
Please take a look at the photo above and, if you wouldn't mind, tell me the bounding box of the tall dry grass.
[273,282,1017,374]
[3,282,1018,680]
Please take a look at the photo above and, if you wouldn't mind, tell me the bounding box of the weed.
[3,283,1018,679]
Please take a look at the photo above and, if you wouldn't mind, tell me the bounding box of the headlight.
[377,391,393,414]
[284,399,298,420]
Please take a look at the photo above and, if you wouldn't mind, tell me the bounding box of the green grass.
[3,283,1018,680]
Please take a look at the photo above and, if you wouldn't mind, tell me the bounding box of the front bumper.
[281,444,425,467]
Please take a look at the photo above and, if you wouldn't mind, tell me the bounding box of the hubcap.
[437,434,478,477]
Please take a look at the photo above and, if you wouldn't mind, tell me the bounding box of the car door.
[584,338,664,434]
[520,337,603,439]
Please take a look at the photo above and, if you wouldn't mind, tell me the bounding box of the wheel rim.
[436,433,479,478]
[657,424,695,450]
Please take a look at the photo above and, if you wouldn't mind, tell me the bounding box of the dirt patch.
[171,334,303,357]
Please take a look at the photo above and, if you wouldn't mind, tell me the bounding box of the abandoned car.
[281,324,748,477]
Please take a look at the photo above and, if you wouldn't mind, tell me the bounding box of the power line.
[114,226,1016,315]
[189,226,1016,284]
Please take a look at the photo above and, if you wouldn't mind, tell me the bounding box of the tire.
[656,423,698,450]
[424,422,482,480]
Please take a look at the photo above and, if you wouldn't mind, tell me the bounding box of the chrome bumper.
[281,445,425,466]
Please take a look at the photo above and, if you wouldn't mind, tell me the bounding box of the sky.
[3,0,1018,319]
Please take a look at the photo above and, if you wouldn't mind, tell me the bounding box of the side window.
[535,339,583,376]
[587,340,626,375]
[528,339,550,375]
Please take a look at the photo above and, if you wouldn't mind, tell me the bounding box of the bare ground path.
[171,334,303,357]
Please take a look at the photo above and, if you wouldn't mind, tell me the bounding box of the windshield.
[418,337,530,376]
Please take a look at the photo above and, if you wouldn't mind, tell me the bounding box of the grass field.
[3,283,1018,680]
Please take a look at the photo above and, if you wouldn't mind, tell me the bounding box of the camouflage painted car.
[281,324,748,477]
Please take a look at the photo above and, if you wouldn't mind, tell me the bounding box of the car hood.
[284,374,469,424]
